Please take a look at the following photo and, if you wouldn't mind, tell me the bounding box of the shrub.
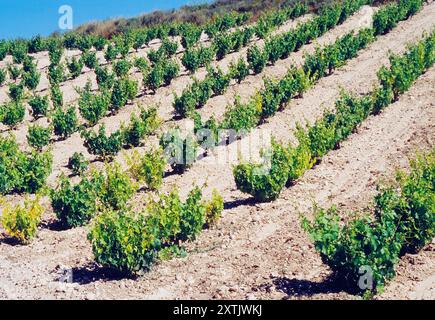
[260,77,281,119]
[247,45,267,74]
[0,68,6,85]
[229,58,249,84]
[48,63,66,85]
[302,205,404,293]
[144,64,164,92]
[221,95,262,132]
[104,44,119,62]
[78,80,110,126]
[51,174,103,228]
[180,25,202,49]
[393,151,435,252]
[27,124,51,150]
[50,84,64,109]
[0,135,53,195]
[23,68,41,91]
[81,124,124,160]
[81,50,98,69]
[68,152,89,176]
[214,33,233,60]
[160,129,198,173]
[233,141,292,202]
[48,44,64,66]
[173,78,212,118]
[52,105,78,139]
[8,83,25,102]
[208,66,230,96]
[110,78,138,113]
[28,36,47,53]
[127,148,166,190]
[163,60,180,86]
[0,40,9,61]
[121,107,161,148]
[10,41,28,64]
[67,56,84,79]
[134,57,149,73]
[204,189,224,227]
[8,64,22,81]
[114,59,132,78]
[95,66,115,90]
[88,207,153,274]
[0,101,25,128]
[77,35,94,52]
[98,162,137,210]
[179,187,207,241]
[0,197,44,244]
[17,150,53,194]
[93,36,107,51]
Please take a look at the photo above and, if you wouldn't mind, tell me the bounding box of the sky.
[0,0,211,40]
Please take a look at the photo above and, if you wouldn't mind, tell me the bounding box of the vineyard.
[0,0,433,300]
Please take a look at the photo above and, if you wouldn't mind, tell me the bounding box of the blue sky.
[0,0,211,40]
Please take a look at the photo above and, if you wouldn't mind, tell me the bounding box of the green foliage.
[127,148,166,191]
[0,68,6,85]
[48,44,64,66]
[229,57,249,84]
[81,124,124,160]
[88,185,222,274]
[134,57,149,73]
[68,152,89,176]
[110,78,138,113]
[0,197,44,244]
[221,95,262,132]
[27,124,51,150]
[104,44,119,62]
[0,101,25,128]
[78,80,110,125]
[182,46,214,73]
[81,50,98,69]
[208,66,230,96]
[8,83,25,102]
[204,189,224,227]
[114,59,132,78]
[377,30,434,101]
[48,63,66,86]
[28,35,48,53]
[302,205,403,293]
[98,162,137,210]
[234,141,292,202]
[51,173,103,228]
[22,68,41,91]
[122,107,160,147]
[88,207,153,274]
[260,77,281,119]
[247,45,267,74]
[95,66,115,90]
[373,0,422,35]
[302,148,434,294]
[173,77,213,118]
[52,105,78,139]
[388,151,435,252]
[0,135,53,195]
[160,129,198,173]
[67,56,84,79]
[180,24,202,49]
[10,41,28,64]
[8,64,22,81]
[50,84,64,109]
